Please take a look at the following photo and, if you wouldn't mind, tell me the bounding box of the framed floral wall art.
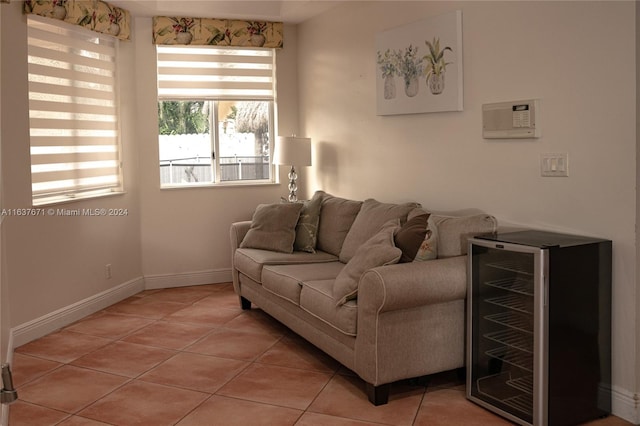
[375,10,463,115]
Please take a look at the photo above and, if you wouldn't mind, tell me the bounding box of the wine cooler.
[467,230,611,426]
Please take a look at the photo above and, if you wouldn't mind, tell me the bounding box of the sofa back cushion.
[339,199,419,263]
[432,214,498,258]
[316,192,363,256]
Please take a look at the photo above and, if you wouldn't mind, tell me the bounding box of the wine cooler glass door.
[467,241,546,426]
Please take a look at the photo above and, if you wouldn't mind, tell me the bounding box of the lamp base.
[287,166,298,202]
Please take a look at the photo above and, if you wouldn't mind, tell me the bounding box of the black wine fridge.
[467,230,612,426]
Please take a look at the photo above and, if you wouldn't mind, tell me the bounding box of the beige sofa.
[230,191,497,405]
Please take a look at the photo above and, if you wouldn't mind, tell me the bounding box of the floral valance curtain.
[24,0,131,41]
[152,17,283,48]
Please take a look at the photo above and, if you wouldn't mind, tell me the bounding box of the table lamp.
[273,136,312,202]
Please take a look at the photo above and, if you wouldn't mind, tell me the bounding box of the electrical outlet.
[105,264,112,279]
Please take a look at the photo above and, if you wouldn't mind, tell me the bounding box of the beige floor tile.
[256,335,341,373]
[176,395,302,426]
[78,380,208,426]
[296,412,383,426]
[70,341,176,378]
[121,320,213,350]
[185,327,281,361]
[217,363,332,410]
[222,309,289,336]
[11,352,62,387]
[308,374,424,426]
[414,388,512,426]
[8,400,69,426]
[18,365,128,414]
[64,312,155,339]
[105,297,188,319]
[15,331,112,364]
[57,416,113,425]
[165,303,241,326]
[140,286,213,304]
[139,352,249,393]
[194,290,244,311]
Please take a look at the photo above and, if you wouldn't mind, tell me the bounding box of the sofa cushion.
[395,213,430,263]
[432,214,498,258]
[294,191,323,253]
[240,203,304,253]
[333,220,402,306]
[316,192,363,256]
[339,199,419,263]
[234,248,338,284]
[300,279,358,336]
[262,262,345,305]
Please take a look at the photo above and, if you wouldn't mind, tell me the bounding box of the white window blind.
[27,16,122,205]
[157,46,275,100]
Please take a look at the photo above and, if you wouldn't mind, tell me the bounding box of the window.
[27,16,122,206]
[156,46,275,186]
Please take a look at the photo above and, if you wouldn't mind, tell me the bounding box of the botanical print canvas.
[375,10,463,115]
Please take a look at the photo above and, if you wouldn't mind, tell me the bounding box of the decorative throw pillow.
[240,203,304,253]
[294,191,323,253]
[339,198,420,263]
[333,220,402,306]
[414,215,439,261]
[395,213,430,263]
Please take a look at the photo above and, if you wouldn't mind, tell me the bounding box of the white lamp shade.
[273,136,312,166]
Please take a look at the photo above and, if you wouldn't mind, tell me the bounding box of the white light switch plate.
[541,153,568,177]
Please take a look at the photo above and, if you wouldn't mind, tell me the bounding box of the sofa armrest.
[230,221,252,294]
[354,256,468,386]
[230,221,252,250]
[359,255,467,313]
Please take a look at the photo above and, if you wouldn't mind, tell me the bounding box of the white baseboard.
[8,270,231,348]
[611,384,640,425]
[10,276,145,348]
[144,268,232,290]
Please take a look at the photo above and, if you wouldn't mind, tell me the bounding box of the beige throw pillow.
[339,198,419,263]
[333,220,402,306]
[294,191,323,253]
[240,203,304,253]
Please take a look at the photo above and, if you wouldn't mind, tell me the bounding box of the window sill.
[160,181,280,190]
[32,190,126,208]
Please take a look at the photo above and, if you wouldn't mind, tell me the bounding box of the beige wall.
[1,2,143,328]
[298,0,637,420]
[134,18,301,283]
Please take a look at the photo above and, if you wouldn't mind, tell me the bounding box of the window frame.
[27,15,124,206]
[156,45,277,189]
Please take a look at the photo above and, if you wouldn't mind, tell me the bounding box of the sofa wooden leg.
[366,383,390,406]
[240,296,251,310]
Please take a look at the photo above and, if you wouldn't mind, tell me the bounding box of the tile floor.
[8,283,632,426]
